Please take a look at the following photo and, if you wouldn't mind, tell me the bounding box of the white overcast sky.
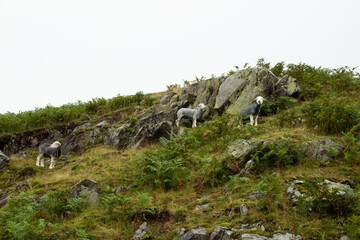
[1,0,359,114]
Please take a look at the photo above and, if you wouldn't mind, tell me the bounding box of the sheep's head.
[199,103,206,110]
[254,96,265,105]
[51,141,61,148]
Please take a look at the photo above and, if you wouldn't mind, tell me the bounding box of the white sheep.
[239,96,265,126]
[36,141,62,169]
[176,103,206,128]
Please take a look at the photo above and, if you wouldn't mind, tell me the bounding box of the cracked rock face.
[133,222,149,240]
[322,179,351,195]
[0,150,9,170]
[0,68,301,157]
[179,226,301,240]
[69,179,100,206]
[210,227,233,240]
[302,138,344,162]
[178,227,208,240]
[225,139,261,167]
[286,178,353,207]
[104,111,174,150]
[214,68,300,115]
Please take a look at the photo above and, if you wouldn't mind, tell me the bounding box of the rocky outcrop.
[69,179,100,206]
[176,78,221,108]
[213,68,300,115]
[0,150,9,169]
[286,180,304,204]
[225,139,261,167]
[322,179,352,195]
[178,226,301,240]
[240,160,255,176]
[160,92,176,105]
[286,178,353,205]
[225,138,344,176]
[170,68,300,117]
[61,134,84,155]
[276,76,301,97]
[104,111,174,150]
[0,68,301,156]
[302,138,344,162]
[179,227,208,240]
[0,121,84,156]
[210,227,233,240]
[133,222,149,240]
[241,233,302,240]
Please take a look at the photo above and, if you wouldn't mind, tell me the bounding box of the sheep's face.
[254,96,264,105]
[51,141,61,148]
[199,103,206,110]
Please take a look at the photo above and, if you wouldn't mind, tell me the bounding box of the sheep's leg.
[40,155,45,167]
[237,115,242,128]
[36,154,43,167]
[254,115,259,126]
[238,114,246,127]
[192,119,197,128]
[176,116,182,127]
[49,156,56,169]
[250,115,254,126]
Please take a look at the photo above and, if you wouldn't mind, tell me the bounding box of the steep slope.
[0,62,359,239]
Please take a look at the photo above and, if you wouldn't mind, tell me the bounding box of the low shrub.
[143,95,156,106]
[99,188,132,221]
[0,91,157,134]
[255,173,285,212]
[301,94,359,134]
[0,192,46,240]
[344,215,360,239]
[135,134,198,190]
[85,97,107,115]
[198,156,233,187]
[226,175,250,188]
[99,188,154,222]
[0,190,91,240]
[261,97,298,116]
[251,141,305,170]
[342,123,360,166]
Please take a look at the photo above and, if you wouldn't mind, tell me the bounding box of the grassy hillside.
[0,91,158,135]
[0,60,360,239]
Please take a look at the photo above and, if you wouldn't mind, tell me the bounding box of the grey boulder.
[0,150,9,169]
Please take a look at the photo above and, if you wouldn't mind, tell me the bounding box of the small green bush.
[85,98,107,115]
[342,123,360,165]
[135,134,198,190]
[301,94,359,134]
[73,227,93,240]
[251,141,305,170]
[0,190,91,239]
[255,173,285,212]
[99,188,153,222]
[270,61,285,77]
[0,189,92,240]
[166,84,180,90]
[261,97,298,116]
[344,215,360,239]
[198,156,233,187]
[143,96,156,106]
[226,175,250,188]
[0,192,46,240]
[99,187,132,220]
